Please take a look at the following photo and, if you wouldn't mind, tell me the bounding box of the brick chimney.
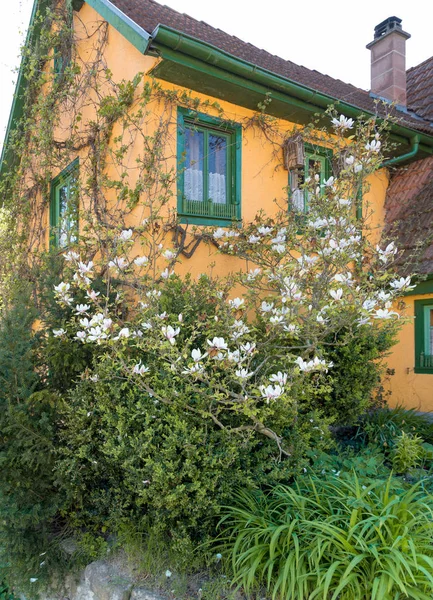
[366,16,411,106]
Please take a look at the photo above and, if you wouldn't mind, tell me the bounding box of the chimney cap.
[374,16,403,39]
[367,16,410,49]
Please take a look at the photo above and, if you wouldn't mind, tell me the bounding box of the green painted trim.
[288,143,332,214]
[382,135,420,167]
[50,158,79,247]
[404,275,433,297]
[151,25,433,156]
[177,107,241,226]
[85,0,151,54]
[414,299,433,374]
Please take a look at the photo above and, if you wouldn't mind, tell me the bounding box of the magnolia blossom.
[258,226,273,236]
[109,257,128,270]
[163,249,176,260]
[235,368,254,379]
[118,229,133,242]
[331,114,354,131]
[133,362,150,375]
[207,337,228,353]
[162,325,180,345]
[134,256,149,267]
[377,242,397,264]
[53,328,66,337]
[229,297,244,310]
[272,243,286,254]
[227,349,241,363]
[76,331,87,342]
[295,356,333,373]
[345,155,355,165]
[87,289,100,301]
[261,301,274,313]
[389,276,414,291]
[54,282,70,295]
[260,384,283,403]
[248,234,260,244]
[213,228,226,240]
[75,304,90,314]
[330,288,343,301]
[334,272,352,285]
[63,250,80,262]
[87,326,109,343]
[161,268,174,279]
[117,328,130,339]
[374,308,399,320]
[323,176,335,187]
[365,139,381,153]
[269,371,288,386]
[78,261,93,275]
[247,268,261,280]
[191,348,207,362]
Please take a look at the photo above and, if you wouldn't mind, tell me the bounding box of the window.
[415,300,433,374]
[177,108,241,226]
[50,159,79,248]
[288,144,331,213]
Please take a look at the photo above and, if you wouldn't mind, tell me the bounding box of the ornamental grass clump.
[219,475,433,600]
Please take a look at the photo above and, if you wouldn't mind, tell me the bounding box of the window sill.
[414,368,433,375]
[178,214,240,227]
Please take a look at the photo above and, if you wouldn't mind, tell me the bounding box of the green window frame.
[50,158,79,248]
[177,107,242,226]
[288,144,332,214]
[414,299,433,374]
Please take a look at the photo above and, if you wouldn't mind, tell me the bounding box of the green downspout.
[382,135,420,167]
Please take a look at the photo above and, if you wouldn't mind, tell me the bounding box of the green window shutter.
[177,108,241,226]
[414,299,433,374]
[288,144,332,214]
[50,158,79,248]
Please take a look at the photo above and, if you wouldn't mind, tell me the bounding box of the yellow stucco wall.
[46,4,431,410]
[386,295,433,411]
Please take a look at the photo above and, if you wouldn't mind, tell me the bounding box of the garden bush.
[219,475,433,600]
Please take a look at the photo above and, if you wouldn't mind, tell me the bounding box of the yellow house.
[1,1,433,409]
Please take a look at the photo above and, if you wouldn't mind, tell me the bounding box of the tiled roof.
[384,156,433,274]
[407,56,433,122]
[108,0,433,135]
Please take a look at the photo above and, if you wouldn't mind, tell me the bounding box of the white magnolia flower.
[118,229,133,242]
[338,198,351,206]
[207,337,228,352]
[142,321,152,330]
[134,256,149,267]
[240,342,256,355]
[191,348,207,362]
[63,250,80,262]
[345,155,355,165]
[330,288,343,301]
[165,570,172,578]
[389,276,414,291]
[117,327,130,339]
[87,289,100,301]
[323,176,335,187]
[295,356,333,373]
[331,114,354,131]
[133,362,150,375]
[257,226,273,236]
[87,326,108,343]
[75,304,90,314]
[161,268,173,279]
[334,272,352,285]
[261,301,274,313]
[283,323,300,334]
[54,282,70,295]
[269,315,284,325]
[109,257,128,270]
[227,349,241,363]
[272,243,286,254]
[248,234,260,244]
[247,268,261,280]
[374,308,399,320]
[76,331,87,342]
[163,249,176,260]
[377,290,392,302]
[235,368,254,379]
[78,261,93,275]
[182,363,204,375]
[260,384,283,403]
[229,297,244,310]
[354,163,363,173]
[53,328,66,337]
[365,139,381,153]
[213,227,226,240]
[162,325,180,345]
[269,371,288,386]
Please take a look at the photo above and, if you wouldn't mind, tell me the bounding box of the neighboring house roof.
[109,0,433,135]
[385,156,433,275]
[407,56,433,122]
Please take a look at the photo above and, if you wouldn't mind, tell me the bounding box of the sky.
[1,0,432,151]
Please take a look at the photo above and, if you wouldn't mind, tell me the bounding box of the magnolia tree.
[50,111,410,459]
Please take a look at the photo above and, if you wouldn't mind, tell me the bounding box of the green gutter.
[382,135,420,166]
[150,25,433,153]
[84,0,151,54]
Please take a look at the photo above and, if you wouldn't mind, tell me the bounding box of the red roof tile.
[108,0,433,135]
[407,56,433,122]
[385,156,433,274]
